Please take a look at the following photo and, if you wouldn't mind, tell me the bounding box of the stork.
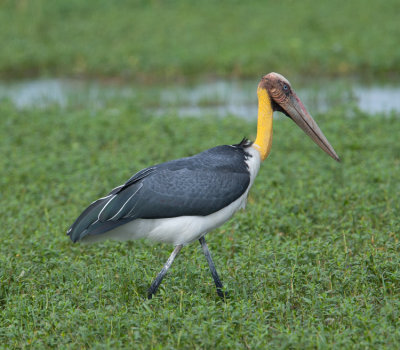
[67,73,339,299]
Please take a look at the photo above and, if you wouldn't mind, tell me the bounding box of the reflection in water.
[0,78,399,118]
[353,86,400,114]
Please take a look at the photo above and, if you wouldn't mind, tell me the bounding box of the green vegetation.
[1,0,399,348]
[1,97,399,348]
[1,0,399,80]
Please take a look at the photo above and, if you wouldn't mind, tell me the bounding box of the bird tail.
[67,196,110,243]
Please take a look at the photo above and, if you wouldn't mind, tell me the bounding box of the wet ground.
[0,78,399,118]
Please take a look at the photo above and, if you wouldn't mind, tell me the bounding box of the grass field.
[1,95,399,348]
[1,0,400,80]
[1,0,400,348]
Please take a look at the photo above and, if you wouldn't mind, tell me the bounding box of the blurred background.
[1,0,399,79]
[0,0,399,114]
[1,1,400,348]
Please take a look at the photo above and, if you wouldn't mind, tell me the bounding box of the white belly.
[82,147,261,246]
[83,189,247,245]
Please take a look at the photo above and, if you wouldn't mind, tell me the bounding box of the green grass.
[1,0,399,347]
[1,0,399,80]
[1,96,400,348]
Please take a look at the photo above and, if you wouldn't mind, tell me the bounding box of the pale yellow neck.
[252,87,273,161]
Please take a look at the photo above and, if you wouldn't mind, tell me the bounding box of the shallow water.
[0,78,399,118]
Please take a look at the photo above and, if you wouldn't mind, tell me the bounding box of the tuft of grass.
[0,0,399,80]
[1,97,400,348]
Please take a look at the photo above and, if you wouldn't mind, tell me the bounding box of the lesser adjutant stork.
[68,73,339,299]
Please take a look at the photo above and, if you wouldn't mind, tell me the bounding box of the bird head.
[259,72,340,162]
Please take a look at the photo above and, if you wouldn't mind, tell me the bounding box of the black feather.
[235,137,253,148]
[67,144,252,242]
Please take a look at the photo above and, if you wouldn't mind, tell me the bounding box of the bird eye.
[283,84,289,91]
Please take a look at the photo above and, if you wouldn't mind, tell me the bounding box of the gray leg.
[199,236,226,299]
[148,244,183,299]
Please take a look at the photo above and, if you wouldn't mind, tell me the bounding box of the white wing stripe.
[109,183,143,221]
[97,194,117,221]
[90,193,113,205]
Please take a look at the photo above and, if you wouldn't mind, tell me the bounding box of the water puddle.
[0,78,399,118]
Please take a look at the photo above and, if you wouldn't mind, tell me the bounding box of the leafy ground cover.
[1,96,399,348]
[0,0,399,80]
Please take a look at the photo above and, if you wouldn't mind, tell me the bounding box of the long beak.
[284,92,340,162]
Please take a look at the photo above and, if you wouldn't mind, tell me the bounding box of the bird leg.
[199,236,227,299]
[147,244,183,299]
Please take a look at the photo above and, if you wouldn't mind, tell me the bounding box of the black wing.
[68,144,252,242]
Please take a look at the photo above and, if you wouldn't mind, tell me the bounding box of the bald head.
[258,72,293,111]
[257,72,340,162]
